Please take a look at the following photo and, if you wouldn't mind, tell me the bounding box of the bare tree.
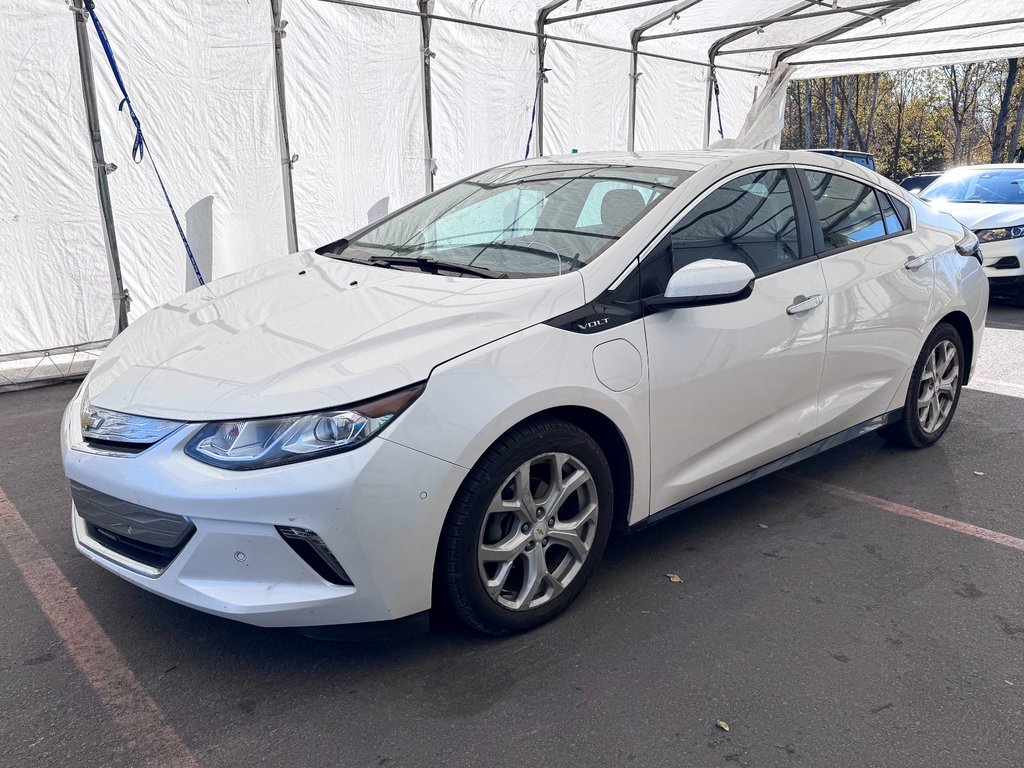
[944,64,983,164]
[1009,84,1024,162]
[993,59,1020,163]
[804,81,813,148]
[864,74,881,151]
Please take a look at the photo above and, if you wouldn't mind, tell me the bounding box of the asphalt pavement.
[1,303,1022,768]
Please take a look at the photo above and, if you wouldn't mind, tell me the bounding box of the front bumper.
[979,237,1024,297]
[61,392,467,628]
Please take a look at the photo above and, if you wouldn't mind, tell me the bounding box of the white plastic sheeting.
[2,0,1023,364]
[1,1,110,356]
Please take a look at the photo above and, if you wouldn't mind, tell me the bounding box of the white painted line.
[788,475,1024,553]
[967,377,1024,392]
[0,486,198,768]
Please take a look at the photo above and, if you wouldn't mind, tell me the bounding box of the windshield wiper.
[369,256,507,279]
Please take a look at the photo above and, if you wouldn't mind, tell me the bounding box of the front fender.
[382,322,652,525]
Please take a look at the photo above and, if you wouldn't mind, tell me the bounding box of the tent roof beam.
[790,40,1024,68]
[643,0,915,40]
[316,0,766,73]
[719,16,1024,56]
[630,0,706,47]
[546,0,681,25]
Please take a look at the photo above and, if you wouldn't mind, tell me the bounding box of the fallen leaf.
[757,523,769,529]
[973,471,985,476]
[716,720,730,732]
[665,573,683,583]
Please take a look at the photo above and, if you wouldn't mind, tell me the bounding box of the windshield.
[319,164,688,277]
[922,168,1024,205]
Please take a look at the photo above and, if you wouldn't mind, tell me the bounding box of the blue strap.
[524,91,538,159]
[712,69,725,140]
[85,1,205,286]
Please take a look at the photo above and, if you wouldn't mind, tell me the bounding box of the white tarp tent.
[2,0,1022,383]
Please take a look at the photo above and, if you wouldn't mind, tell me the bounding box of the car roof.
[514,149,867,174]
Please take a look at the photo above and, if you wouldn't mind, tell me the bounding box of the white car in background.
[921,164,1024,305]
[62,149,987,636]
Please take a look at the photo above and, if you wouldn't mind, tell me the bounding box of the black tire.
[880,322,964,448]
[438,418,614,635]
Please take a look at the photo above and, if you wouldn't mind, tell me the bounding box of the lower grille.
[276,526,353,586]
[72,482,194,570]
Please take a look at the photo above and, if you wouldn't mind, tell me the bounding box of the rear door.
[642,167,829,513]
[796,168,933,435]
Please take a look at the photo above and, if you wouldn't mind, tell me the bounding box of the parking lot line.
[0,486,198,768]
[787,475,1024,553]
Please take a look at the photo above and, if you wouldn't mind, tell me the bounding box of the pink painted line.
[0,486,198,768]
[788,475,1024,553]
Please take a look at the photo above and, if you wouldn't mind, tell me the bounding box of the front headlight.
[184,383,424,470]
[976,226,1024,243]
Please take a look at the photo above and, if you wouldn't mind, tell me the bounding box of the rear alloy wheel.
[439,419,613,635]
[880,323,964,448]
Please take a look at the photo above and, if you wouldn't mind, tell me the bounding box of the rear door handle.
[787,294,824,315]
[905,255,931,270]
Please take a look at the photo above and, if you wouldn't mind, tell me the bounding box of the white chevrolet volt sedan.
[62,150,988,636]
[920,165,1024,306]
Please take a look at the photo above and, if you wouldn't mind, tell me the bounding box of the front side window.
[320,164,687,278]
[668,169,803,277]
[805,171,886,249]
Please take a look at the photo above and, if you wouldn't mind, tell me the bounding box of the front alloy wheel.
[478,452,599,611]
[439,418,614,635]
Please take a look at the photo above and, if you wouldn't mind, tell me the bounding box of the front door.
[642,168,829,514]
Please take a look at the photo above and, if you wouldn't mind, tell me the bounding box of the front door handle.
[787,294,824,315]
[905,255,931,270]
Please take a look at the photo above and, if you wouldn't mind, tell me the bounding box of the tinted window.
[805,171,887,249]
[668,169,803,276]
[891,196,912,229]
[877,192,906,234]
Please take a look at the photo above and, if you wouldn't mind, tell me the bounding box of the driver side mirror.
[643,258,755,312]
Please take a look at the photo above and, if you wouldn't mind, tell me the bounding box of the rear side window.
[804,171,887,250]
[877,191,907,235]
[668,169,804,276]
[890,195,912,231]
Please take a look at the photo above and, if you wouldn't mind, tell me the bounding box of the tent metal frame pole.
[271,0,299,253]
[777,0,915,65]
[418,0,436,192]
[701,0,821,148]
[627,0,706,152]
[535,1,571,157]
[789,40,1024,68]
[314,0,764,75]
[701,0,914,148]
[645,0,916,41]
[547,0,682,25]
[71,0,128,335]
[720,16,1024,56]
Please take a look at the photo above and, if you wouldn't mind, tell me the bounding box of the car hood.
[83,251,585,421]
[924,201,1024,230]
